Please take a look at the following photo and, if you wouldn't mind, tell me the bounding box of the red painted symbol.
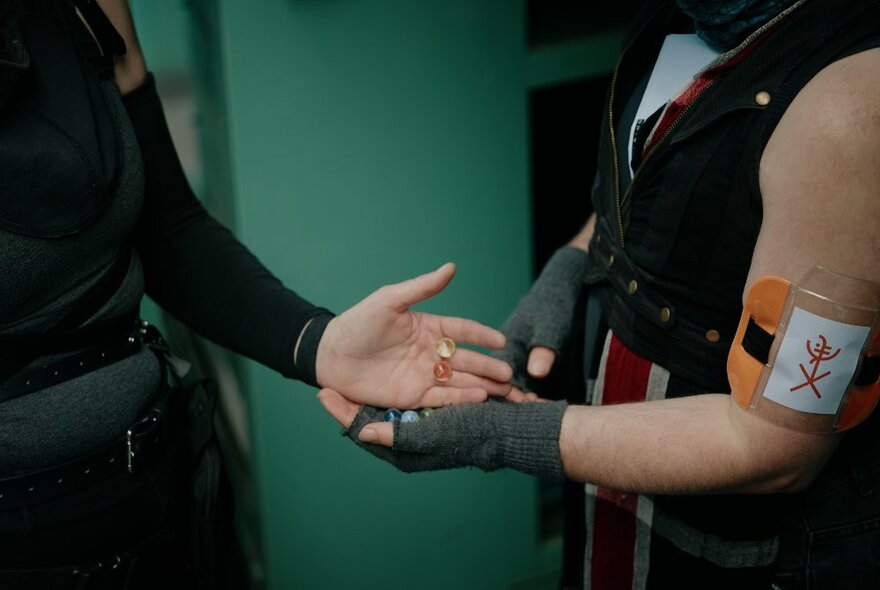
[789,334,841,398]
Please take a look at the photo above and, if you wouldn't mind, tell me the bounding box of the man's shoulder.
[785,47,880,146]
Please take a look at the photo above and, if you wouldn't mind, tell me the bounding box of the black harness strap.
[742,317,774,365]
[71,0,126,56]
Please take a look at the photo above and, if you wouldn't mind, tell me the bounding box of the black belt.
[0,320,180,510]
[0,390,176,511]
[0,318,161,404]
[0,245,134,382]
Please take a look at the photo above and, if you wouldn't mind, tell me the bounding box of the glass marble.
[418,408,434,419]
[384,409,402,422]
[436,337,456,358]
[400,410,420,423]
[433,360,452,382]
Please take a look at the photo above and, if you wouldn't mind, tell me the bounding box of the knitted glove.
[495,247,589,389]
[343,399,568,480]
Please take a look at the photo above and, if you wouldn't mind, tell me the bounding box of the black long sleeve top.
[123,75,332,386]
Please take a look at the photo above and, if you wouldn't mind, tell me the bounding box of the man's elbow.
[765,465,821,493]
[729,401,841,495]
[748,449,835,494]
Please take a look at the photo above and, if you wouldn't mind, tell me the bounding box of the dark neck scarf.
[676,0,801,51]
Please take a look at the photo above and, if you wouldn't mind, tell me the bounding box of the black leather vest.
[585,0,880,392]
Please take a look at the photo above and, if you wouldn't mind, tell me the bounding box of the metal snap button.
[627,280,638,295]
[755,91,771,106]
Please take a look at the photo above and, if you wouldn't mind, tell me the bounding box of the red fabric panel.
[592,496,640,590]
[591,335,653,589]
[602,334,653,405]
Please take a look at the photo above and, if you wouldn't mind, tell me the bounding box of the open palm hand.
[315,263,513,409]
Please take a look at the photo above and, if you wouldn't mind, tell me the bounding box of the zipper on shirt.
[606,0,807,248]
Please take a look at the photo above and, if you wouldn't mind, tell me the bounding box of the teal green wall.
[129,0,192,78]
[214,1,543,588]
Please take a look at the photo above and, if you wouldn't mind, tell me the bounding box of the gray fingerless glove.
[495,246,589,389]
[344,399,568,480]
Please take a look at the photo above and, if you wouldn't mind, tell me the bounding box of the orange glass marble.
[433,360,452,382]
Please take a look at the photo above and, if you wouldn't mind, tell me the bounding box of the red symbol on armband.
[789,334,841,398]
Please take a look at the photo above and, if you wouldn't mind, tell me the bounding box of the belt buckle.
[135,319,169,353]
[126,408,162,474]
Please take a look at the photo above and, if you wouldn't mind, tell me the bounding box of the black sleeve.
[122,74,332,386]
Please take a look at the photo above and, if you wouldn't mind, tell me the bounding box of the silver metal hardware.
[126,428,134,474]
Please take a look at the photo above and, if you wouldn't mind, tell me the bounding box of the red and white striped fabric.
[585,331,669,590]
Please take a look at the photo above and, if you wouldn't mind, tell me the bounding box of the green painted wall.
[213,1,543,588]
[129,0,192,78]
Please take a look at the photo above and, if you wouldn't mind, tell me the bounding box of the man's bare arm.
[568,213,596,252]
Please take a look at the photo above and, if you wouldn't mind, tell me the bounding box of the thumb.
[317,388,361,428]
[527,347,557,378]
[359,421,395,447]
[383,262,456,310]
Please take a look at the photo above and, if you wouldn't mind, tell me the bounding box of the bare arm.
[558,48,880,494]
[568,213,596,252]
[92,0,147,93]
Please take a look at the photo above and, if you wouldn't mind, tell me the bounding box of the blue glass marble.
[418,408,435,419]
[383,409,402,422]
[400,410,420,423]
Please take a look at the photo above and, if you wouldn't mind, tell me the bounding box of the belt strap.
[0,328,141,404]
[0,247,133,381]
[0,394,174,511]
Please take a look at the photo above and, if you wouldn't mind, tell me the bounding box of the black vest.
[585,0,880,392]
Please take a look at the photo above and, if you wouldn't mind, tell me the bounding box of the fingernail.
[529,359,546,375]
[359,429,378,443]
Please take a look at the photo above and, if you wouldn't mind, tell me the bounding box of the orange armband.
[728,267,880,433]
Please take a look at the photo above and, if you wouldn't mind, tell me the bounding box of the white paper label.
[764,307,870,414]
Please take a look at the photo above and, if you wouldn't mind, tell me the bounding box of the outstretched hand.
[314,263,513,410]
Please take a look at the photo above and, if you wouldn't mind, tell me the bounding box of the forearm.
[139,210,330,378]
[559,394,840,494]
[568,213,596,252]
